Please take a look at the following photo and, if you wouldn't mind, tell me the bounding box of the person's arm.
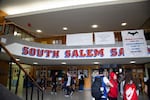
[103,77,113,87]
[144,84,148,94]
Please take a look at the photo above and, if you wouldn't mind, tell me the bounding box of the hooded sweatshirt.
[108,72,118,98]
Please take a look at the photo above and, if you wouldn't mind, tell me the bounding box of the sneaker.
[54,92,57,95]
[65,94,69,97]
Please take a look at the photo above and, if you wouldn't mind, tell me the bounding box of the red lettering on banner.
[118,48,124,56]
[93,49,104,57]
[64,49,104,58]
[72,50,79,57]
[111,48,117,56]
[22,46,59,58]
[22,47,29,55]
[87,49,93,57]
[65,50,71,57]
[44,50,52,57]
[22,46,125,59]
[110,48,124,56]
[37,49,44,57]
[52,51,59,58]
[79,50,86,57]
[29,48,36,56]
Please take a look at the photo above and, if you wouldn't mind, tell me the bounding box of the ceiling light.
[62,27,68,31]
[14,31,21,36]
[14,31,17,36]
[121,22,127,26]
[11,62,15,65]
[16,58,20,61]
[91,24,98,28]
[36,30,42,33]
[93,62,100,64]
[33,62,38,65]
[61,62,66,64]
[130,60,136,64]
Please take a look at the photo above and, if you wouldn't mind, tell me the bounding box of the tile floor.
[21,88,149,100]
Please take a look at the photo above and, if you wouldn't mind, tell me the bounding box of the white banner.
[66,33,93,46]
[121,29,147,57]
[94,31,115,45]
[4,43,125,60]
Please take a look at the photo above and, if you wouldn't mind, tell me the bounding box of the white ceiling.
[0,0,150,66]
[0,0,150,38]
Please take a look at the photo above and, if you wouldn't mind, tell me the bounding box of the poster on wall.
[66,33,93,46]
[94,31,115,45]
[121,29,147,57]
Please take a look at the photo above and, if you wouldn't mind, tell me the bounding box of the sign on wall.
[121,29,148,57]
[94,31,115,45]
[66,33,93,46]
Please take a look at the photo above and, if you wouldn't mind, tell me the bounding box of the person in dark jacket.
[145,78,150,100]
[78,72,85,91]
[51,71,58,95]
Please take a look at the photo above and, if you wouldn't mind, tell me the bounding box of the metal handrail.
[0,41,44,100]
[0,22,36,38]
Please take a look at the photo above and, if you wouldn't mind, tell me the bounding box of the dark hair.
[99,68,104,74]
[124,71,136,89]
[125,71,133,83]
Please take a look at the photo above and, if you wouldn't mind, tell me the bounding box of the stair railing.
[0,41,44,100]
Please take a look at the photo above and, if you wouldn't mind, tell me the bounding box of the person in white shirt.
[65,72,73,97]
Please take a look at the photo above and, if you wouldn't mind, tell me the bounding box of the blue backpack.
[91,77,104,99]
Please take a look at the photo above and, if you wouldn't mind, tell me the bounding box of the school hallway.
[22,89,149,100]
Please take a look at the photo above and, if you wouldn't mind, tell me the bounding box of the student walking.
[108,72,118,100]
[51,72,58,95]
[91,69,113,100]
[144,78,150,100]
[65,72,74,97]
[123,71,138,100]
[78,72,84,92]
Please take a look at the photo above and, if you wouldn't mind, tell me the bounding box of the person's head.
[125,71,133,84]
[99,68,104,75]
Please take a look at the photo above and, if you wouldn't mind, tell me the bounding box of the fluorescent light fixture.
[36,30,42,33]
[62,27,68,31]
[130,60,136,64]
[91,24,98,28]
[121,22,127,26]
[33,62,38,65]
[61,62,66,64]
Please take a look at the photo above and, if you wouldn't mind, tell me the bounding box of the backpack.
[91,77,104,99]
